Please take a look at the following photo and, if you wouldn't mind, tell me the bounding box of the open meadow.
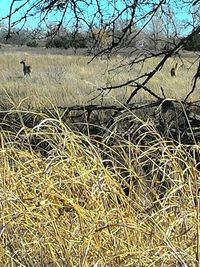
[0,48,200,266]
[0,49,199,109]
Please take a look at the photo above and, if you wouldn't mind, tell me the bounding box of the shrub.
[45,36,69,49]
[183,33,200,51]
[26,40,38,47]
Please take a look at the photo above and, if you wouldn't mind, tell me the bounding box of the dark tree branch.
[185,60,200,102]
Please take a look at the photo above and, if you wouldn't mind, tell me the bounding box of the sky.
[0,0,62,29]
[0,0,198,35]
[0,1,10,15]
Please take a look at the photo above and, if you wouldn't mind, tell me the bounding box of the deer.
[170,63,178,77]
[20,60,32,77]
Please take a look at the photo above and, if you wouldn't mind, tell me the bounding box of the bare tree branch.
[185,60,200,102]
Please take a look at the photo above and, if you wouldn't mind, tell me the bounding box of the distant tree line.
[0,24,88,49]
[0,22,199,52]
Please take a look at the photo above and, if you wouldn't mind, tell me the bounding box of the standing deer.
[170,63,178,77]
[20,60,32,77]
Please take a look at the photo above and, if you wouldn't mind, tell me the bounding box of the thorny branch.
[185,59,200,102]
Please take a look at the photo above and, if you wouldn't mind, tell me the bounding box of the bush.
[69,32,87,48]
[183,33,200,51]
[45,36,69,49]
[45,32,88,49]
[26,40,38,47]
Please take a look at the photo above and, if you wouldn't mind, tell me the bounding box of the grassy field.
[0,49,199,109]
[0,48,200,266]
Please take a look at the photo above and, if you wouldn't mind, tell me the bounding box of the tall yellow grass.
[0,51,199,109]
[0,112,199,266]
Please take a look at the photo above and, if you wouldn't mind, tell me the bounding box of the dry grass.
[0,49,200,266]
[0,113,199,266]
[0,50,199,110]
